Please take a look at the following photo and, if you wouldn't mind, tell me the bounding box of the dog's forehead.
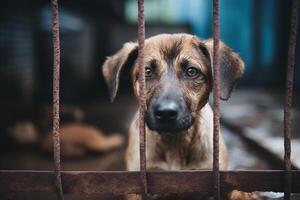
[141,34,209,71]
[143,34,198,58]
[140,34,209,75]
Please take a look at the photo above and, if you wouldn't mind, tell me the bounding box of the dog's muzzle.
[145,97,194,134]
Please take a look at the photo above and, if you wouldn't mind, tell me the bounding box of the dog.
[102,34,257,200]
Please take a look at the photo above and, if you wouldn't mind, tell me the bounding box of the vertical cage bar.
[137,0,148,199]
[51,0,64,199]
[284,0,299,199]
[212,0,221,199]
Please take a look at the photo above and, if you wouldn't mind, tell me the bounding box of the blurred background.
[0,0,299,199]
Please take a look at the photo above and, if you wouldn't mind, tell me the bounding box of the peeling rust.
[51,0,64,199]
[1,171,300,194]
[137,0,149,199]
[212,0,221,199]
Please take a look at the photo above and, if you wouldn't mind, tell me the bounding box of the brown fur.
[42,123,125,157]
[102,34,255,200]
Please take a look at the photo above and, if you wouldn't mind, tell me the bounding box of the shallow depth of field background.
[0,0,299,199]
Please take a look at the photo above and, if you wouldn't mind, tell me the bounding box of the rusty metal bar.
[137,0,148,199]
[1,170,300,194]
[284,0,299,199]
[51,0,64,199]
[212,0,221,199]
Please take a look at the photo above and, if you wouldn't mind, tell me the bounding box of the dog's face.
[102,34,244,134]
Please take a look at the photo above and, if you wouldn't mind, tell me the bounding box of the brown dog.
[102,34,255,200]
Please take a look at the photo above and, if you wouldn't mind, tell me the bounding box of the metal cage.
[0,0,299,200]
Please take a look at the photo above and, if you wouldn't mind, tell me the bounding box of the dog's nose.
[154,101,178,121]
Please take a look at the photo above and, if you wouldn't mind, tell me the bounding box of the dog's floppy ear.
[202,39,245,100]
[102,42,138,102]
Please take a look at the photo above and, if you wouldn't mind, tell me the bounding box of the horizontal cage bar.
[0,170,299,195]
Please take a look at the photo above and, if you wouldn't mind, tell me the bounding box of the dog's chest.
[148,134,212,170]
[164,148,192,170]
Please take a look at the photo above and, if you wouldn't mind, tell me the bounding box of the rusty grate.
[0,0,299,199]
[0,170,300,195]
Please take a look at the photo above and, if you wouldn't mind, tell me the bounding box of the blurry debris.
[222,90,299,138]
[61,105,85,122]
[222,89,300,169]
[73,108,85,122]
[245,121,300,169]
[253,136,300,169]
[253,192,300,200]
[222,127,271,170]
[39,105,85,132]
[257,192,283,199]
[8,121,38,144]
[41,123,125,158]
[223,119,299,170]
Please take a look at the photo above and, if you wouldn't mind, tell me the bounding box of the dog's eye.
[185,67,201,78]
[145,67,153,78]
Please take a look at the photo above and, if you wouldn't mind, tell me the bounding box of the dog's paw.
[229,190,263,200]
[125,194,142,200]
